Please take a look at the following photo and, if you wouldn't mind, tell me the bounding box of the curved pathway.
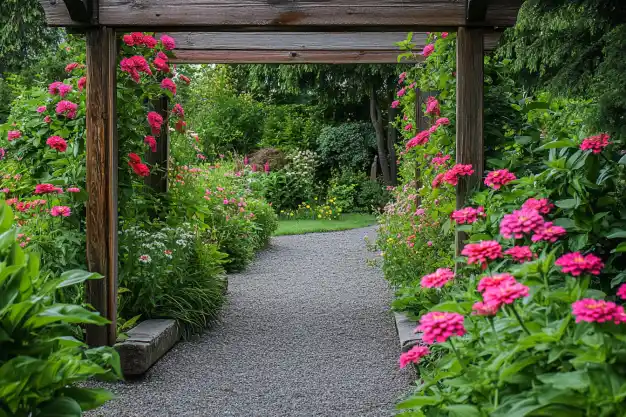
[90,227,411,417]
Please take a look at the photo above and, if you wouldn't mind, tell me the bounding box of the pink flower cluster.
[46,136,68,152]
[461,240,502,269]
[485,169,516,190]
[128,153,150,177]
[522,198,554,214]
[531,221,566,243]
[442,164,474,186]
[422,44,435,57]
[123,32,157,48]
[144,135,157,153]
[425,96,440,116]
[580,133,610,154]
[49,81,73,97]
[556,252,604,276]
[120,55,153,83]
[431,154,451,167]
[505,246,534,263]
[50,206,71,217]
[8,130,21,141]
[450,206,485,224]
[147,111,164,135]
[420,268,455,288]
[406,130,429,150]
[474,273,529,313]
[399,345,430,368]
[572,299,626,324]
[34,184,63,194]
[499,208,544,239]
[160,78,177,95]
[417,312,465,344]
[56,100,78,119]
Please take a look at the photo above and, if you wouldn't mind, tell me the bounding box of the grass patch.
[274,213,377,236]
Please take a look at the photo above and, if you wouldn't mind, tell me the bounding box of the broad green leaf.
[25,304,109,328]
[57,269,103,288]
[538,371,590,391]
[397,395,441,409]
[606,230,626,239]
[536,140,575,151]
[58,387,115,411]
[446,405,481,417]
[612,242,626,253]
[38,397,82,417]
[555,199,578,209]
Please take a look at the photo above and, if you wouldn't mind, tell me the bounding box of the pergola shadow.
[39,0,523,346]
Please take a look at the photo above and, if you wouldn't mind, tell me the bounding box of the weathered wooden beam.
[455,27,484,257]
[171,50,421,64]
[85,26,118,347]
[467,0,490,22]
[40,0,522,29]
[62,0,92,22]
[145,97,169,194]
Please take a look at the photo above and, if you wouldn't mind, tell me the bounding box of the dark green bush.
[316,122,377,173]
[260,104,324,151]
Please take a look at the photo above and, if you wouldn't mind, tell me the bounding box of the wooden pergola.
[39,0,523,346]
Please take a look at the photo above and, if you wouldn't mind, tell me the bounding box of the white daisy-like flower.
[138,254,152,264]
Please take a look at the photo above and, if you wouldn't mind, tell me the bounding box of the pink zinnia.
[431,154,451,166]
[122,34,135,46]
[46,136,68,152]
[617,284,626,300]
[398,72,407,84]
[34,184,63,194]
[37,106,47,113]
[406,130,429,150]
[483,281,529,306]
[44,116,52,123]
[522,198,554,214]
[556,252,604,276]
[461,240,502,269]
[142,35,157,48]
[442,164,474,186]
[399,345,430,368]
[417,312,466,344]
[392,100,400,108]
[477,273,517,293]
[531,221,566,243]
[172,103,184,118]
[572,299,626,324]
[472,302,499,316]
[499,208,544,239]
[48,81,73,97]
[7,130,21,141]
[505,246,534,263]
[153,57,170,73]
[431,173,445,188]
[451,206,484,224]
[65,62,81,73]
[147,111,164,135]
[50,206,71,217]
[485,169,516,190]
[580,133,610,154]
[425,96,440,116]
[160,78,177,95]
[435,117,450,126]
[67,187,80,193]
[78,76,87,92]
[422,44,435,57]
[144,135,157,152]
[397,88,406,97]
[56,100,78,119]
[420,268,455,289]
[160,35,176,50]
[442,32,449,38]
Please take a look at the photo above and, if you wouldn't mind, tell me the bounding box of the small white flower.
[138,254,152,264]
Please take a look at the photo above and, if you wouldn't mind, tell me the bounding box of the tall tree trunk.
[369,86,391,185]
[387,105,398,185]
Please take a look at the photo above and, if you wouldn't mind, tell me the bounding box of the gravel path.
[89,227,411,417]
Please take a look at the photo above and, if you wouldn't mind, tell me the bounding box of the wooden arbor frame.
[39,0,523,346]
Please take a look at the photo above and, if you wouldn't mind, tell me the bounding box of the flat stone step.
[393,312,423,352]
[116,319,181,376]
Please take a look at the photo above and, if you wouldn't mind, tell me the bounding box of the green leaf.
[538,371,590,391]
[58,269,103,288]
[536,140,575,151]
[606,230,626,239]
[446,405,481,417]
[555,199,578,209]
[397,395,441,409]
[618,154,626,165]
[553,218,576,230]
[612,242,626,253]
[25,304,109,328]
[58,387,115,411]
[499,356,541,382]
[38,397,82,417]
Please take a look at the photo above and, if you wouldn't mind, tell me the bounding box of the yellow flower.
[306,205,310,208]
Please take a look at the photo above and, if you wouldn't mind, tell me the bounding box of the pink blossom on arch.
[431,154,451,166]
[398,72,407,84]
[425,96,440,116]
[422,44,435,57]
[160,78,177,95]
[441,32,449,38]
[485,169,516,190]
[580,133,610,154]
[417,311,465,344]
[399,345,429,368]
[406,130,430,150]
[65,62,82,73]
[442,164,474,186]
[147,112,164,135]
[179,74,191,85]
[142,35,157,49]
[122,34,135,46]
[160,34,176,50]
[50,206,71,217]
[78,76,87,92]
[55,100,78,119]
[144,135,157,153]
[435,117,450,126]
[172,103,185,118]
[67,187,80,193]
[397,88,407,97]
[556,252,604,276]
[617,284,626,300]
[153,57,170,73]
[48,81,73,97]
[391,100,400,108]
[404,123,413,131]
[431,173,445,188]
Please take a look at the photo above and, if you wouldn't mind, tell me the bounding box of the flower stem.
[448,338,466,369]
[510,304,531,335]
[489,318,502,349]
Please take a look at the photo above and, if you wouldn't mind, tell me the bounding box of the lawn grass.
[274,213,378,236]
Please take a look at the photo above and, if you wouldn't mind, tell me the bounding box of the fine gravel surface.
[88,227,412,417]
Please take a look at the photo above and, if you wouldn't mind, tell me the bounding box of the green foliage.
[260,104,324,151]
[0,201,121,416]
[316,122,378,173]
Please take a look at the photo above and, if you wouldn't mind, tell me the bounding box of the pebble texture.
[88,227,411,417]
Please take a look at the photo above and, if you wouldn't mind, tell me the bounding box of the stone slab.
[393,312,423,352]
[115,319,181,376]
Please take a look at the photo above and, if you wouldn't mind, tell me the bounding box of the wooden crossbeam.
[467,0,490,22]
[40,0,522,29]
[171,50,418,64]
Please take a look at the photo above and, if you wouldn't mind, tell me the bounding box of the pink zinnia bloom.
[44,116,52,123]
[617,284,626,300]
[522,197,553,214]
[391,100,400,108]
[435,117,450,126]
[46,136,68,152]
[398,72,407,84]
[485,169,516,190]
[65,62,81,72]
[56,100,78,119]
[421,268,454,288]
[172,103,184,118]
[477,273,517,293]
[499,208,544,239]
[404,123,413,131]
[422,44,435,57]
[8,130,21,141]
[425,96,440,116]
[442,32,449,38]
[531,221,566,243]
[505,246,534,263]
[451,206,485,224]
[34,184,63,194]
[483,281,529,306]
[67,187,80,193]
[399,345,429,368]
[153,57,170,73]
[462,240,502,269]
[160,35,176,50]
[50,205,71,217]
[572,299,626,324]
[37,106,47,113]
[160,78,177,95]
[147,111,164,135]
[78,76,87,92]
[406,130,429,150]
[223,199,229,205]
[580,133,610,154]
[397,88,406,97]
[431,154,451,166]
[122,34,135,46]
[472,301,499,316]
[48,81,72,97]
[142,35,157,48]
[442,164,474,186]
[556,252,604,276]
[144,135,157,152]
[431,173,445,188]
[417,311,466,344]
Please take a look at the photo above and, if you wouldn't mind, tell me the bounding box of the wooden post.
[145,96,169,194]
[85,27,118,347]
[455,27,484,256]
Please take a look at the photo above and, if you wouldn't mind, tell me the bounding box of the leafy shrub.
[260,104,324,151]
[316,122,377,173]
[0,201,122,416]
[246,199,278,249]
[327,169,390,213]
[254,170,315,213]
[355,179,390,213]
